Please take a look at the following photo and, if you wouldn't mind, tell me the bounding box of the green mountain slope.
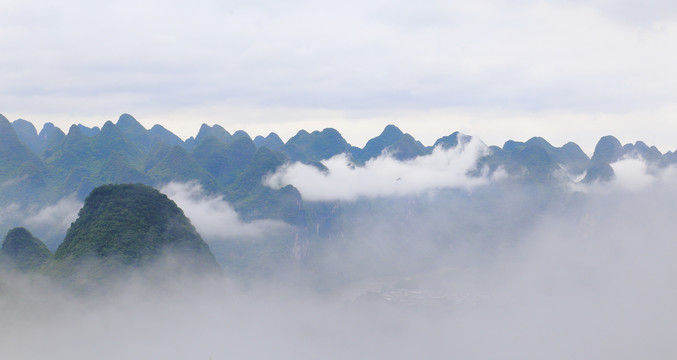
[46,183,221,279]
[1,227,52,272]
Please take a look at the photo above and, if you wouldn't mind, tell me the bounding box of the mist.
[160,181,291,241]
[264,137,494,201]
[0,196,82,250]
[2,158,677,359]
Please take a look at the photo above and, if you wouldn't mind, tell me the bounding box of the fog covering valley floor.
[1,114,677,358]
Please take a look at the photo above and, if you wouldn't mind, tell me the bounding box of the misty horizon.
[3,0,677,358]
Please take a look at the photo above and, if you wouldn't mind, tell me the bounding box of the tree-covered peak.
[433,131,469,150]
[1,227,52,272]
[77,124,100,137]
[92,120,140,160]
[149,124,184,147]
[116,113,146,132]
[283,127,350,162]
[591,135,623,164]
[254,132,284,150]
[0,113,10,125]
[232,130,251,141]
[12,119,41,155]
[195,124,232,144]
[48,183,220,279]
[380,124,404,139]
[66,124,85,138]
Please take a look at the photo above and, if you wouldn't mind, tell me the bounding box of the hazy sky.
[3,0,677,152]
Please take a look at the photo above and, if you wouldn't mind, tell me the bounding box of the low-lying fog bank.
[1,177,676,359]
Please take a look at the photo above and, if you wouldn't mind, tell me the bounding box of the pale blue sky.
[2,0,677,153]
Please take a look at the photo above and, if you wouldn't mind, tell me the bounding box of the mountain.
[149,124,184,147]
[0,114,45,183]
[355,124,404,162]
[622,141,662,163]
[39,123,66,157]
[46,183,221,280]
[232,130,252,141]
[353,124,427,162]
[582,136,624,183]
[0,227,52,272]
[95,152,151,185]
[12,119,42,155]
[116,113,152,152]
[185,123,233,150]
[192,136,257,186]
[590,135,623,164]
[254,132,285,151]
[582,161,615,183]
[282,128,351,162]
[0,115,48,202]
[148,145,218,191]
[44,125,95,177]
[388,133,428,160]
[557,142,590,174]
[91,120,142,162]
[478,140,559,182]
[433,132,470,150]
[77,124,100,137]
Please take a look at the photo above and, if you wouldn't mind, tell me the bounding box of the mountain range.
[3,113,673,204]
[1,112,674,278]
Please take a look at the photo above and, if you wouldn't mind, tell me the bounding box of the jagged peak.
[66,124,85,137]
[591,135,623,163]
[195,123,232,143]
[101,120,116,130]
[380,124,403,138]
[198,123,211,133]
[116,113,146,131]
[433,131,469,150]
[12,118,37,131]
[150,124,168,131]
[233,130,251,140]
[39,122,56,135]
[320,128,343,137]
[266,132,282,141]
[525,136,554,149]
[212,124,227,132]
[502,140,522,151]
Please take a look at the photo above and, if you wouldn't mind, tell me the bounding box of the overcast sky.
[2,0,677,152]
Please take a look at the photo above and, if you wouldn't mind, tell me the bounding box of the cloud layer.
[0,196,82,249]
[2,174,677,359]
[265,138,493,201]
[160,181,291,240]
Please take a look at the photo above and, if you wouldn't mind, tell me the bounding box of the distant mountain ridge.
[3,112,677,278]
[5,113,677,198]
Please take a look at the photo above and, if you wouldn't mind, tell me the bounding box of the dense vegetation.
[0,227,52,272]
[45,183,220,280]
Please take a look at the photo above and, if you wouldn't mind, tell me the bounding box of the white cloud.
[264,137,495,201]
[159,181,291,240]
[609,157,657,191]
[3,175,677,359]
[0,197,83,249]
[24,195,82,234]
